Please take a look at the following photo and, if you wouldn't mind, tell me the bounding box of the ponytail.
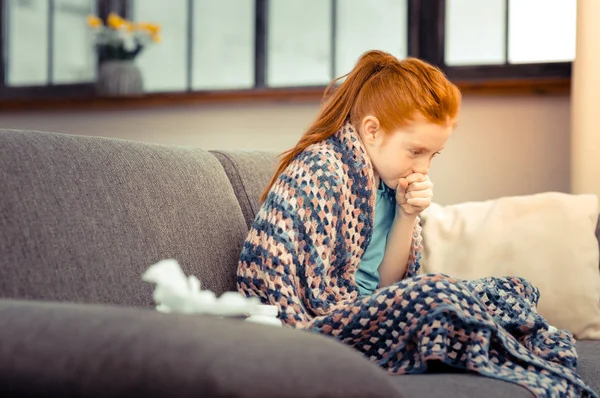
[259,50,460,202]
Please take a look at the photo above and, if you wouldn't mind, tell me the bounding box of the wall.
[0,94,570,205]
[571,0,600,197]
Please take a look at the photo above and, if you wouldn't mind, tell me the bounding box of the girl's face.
[359,114,454,190]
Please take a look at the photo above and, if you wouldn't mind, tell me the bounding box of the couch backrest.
[215,149,600,273]
[210,150,278,229]
[0,129,249,307]
[3,128,599,307]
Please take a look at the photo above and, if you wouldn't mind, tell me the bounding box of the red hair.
[260,50,461,202]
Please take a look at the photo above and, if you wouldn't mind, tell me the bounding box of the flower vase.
[96,60,144,96]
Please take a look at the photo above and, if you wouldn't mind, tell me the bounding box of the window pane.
[191,0,254,90]
[267,0,332,87]
[445,0,506,66]
[5,0,49,86]
[335,0,407,77]
[52,0,96,84]
[131,0,188,92]
[508,0,576,64]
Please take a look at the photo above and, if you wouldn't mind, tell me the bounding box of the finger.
[405,189,433,199]
[406,197,431,209]
[406,180,433,192]
[405,173,428,184]
[398,178,409,192]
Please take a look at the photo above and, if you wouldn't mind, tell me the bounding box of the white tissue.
[141,259,262,317]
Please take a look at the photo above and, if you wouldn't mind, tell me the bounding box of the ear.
[360,116,381,146]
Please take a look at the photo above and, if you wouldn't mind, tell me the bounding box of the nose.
[412,158,431,175]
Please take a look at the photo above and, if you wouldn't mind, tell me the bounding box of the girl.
[237,50,596,397]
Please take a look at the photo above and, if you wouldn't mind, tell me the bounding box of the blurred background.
[0,0,597,205]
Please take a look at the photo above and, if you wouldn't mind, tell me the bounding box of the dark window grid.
[433,0,572,82]
[0,0,573,102]
[261,0,411,90]
[0,0,96,100]
[254,0,267,88]
[0,0,408,98]
[127,0,255,93]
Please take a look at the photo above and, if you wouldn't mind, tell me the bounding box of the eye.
[410,149,422,156]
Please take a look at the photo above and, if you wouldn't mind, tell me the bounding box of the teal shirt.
[355,180,396,296]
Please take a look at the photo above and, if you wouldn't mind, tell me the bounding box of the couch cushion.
[390,340,600,397]
[391,373,534,397]
[0,129,248,305]
[576,340,600,395]
[210,150,278,228]
[0,299,403,398]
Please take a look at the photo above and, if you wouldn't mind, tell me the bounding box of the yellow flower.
[86,15,103,28]
[135,22,161,34]
[107,12,125,29]
[122,21,134,32]
[147,23,161,34]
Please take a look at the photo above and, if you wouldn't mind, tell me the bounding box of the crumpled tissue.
[142,259,266,318]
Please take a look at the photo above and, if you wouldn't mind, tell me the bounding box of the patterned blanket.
[237,121,598,397]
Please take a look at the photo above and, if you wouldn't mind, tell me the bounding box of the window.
[1,0,97,100]
[191,0,255,91]
[53,0,97,84]
[266,0,332,87]
[445,0,506,66]
[440,0,575,80]
[130,0,188,92]
[335,0,408,77]
[507,0,576,64]
[0,0,577,105]
[5,0,50,87]
[4,0,97,85]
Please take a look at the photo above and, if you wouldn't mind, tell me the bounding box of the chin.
[382,179,399,190]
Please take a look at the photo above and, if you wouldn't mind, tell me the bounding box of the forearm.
[377,212,418,288]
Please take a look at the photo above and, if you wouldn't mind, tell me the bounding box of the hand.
[396,173,433,217]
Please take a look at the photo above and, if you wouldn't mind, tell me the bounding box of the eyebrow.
[414,146,445,152]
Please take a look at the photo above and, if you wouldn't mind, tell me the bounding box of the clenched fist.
[396,173,433,216]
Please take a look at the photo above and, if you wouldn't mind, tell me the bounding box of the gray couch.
[0,128,598,398]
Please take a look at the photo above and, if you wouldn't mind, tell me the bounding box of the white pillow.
[419,192,600,340]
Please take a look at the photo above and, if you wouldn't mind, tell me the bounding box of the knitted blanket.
[237,121,598,398]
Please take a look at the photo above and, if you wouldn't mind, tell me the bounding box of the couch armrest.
[0,300,402,398]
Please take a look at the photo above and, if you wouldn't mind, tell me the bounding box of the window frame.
[0,0,125,100]
[0,0,573,109]
[424,0,572,82]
